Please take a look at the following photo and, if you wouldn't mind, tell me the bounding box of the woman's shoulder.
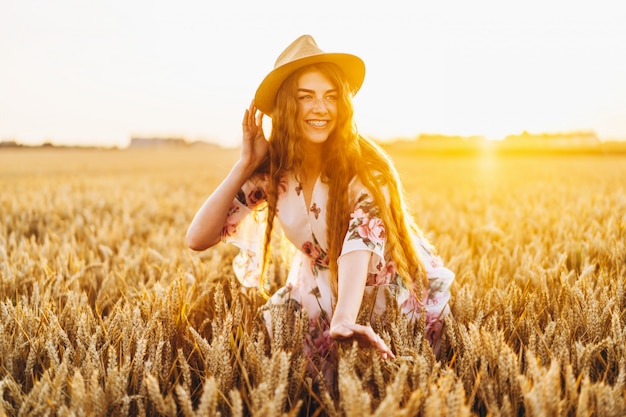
[347,173,390,206]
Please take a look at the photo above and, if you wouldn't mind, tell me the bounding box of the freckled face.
[296,70,338,145]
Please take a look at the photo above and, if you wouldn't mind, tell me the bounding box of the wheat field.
[0,146,625,416]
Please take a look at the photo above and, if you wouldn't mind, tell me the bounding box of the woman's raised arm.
[186,101,268,251]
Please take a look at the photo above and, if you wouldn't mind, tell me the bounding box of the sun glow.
[1,0,625,147]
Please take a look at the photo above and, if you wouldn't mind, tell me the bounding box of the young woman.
[187,35,454,379]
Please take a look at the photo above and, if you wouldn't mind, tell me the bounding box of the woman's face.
[295,70,338,145]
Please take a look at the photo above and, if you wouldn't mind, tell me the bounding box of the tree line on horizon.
[2,130,626,153]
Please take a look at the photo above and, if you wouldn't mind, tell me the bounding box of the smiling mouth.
[307,120,328,127]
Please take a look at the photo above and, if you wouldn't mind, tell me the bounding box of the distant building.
[0,140,20,148]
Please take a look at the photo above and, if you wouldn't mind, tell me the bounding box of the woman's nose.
[312,97,327,113]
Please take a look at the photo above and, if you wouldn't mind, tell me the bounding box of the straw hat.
[254,35,365,116]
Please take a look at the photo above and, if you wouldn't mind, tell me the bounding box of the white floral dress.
[221,171,454,375]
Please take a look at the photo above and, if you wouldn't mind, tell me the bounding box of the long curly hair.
[257,62,428,298]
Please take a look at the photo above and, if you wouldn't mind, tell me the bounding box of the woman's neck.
[301,142,323,182]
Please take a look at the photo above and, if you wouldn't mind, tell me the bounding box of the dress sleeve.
[338,178,388,277]
[220,173,268,242]
[221,173,269,288]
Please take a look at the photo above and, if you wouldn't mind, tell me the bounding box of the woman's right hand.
[240,100,268,171]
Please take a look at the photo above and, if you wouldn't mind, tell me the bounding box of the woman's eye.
[299,95,312,100]
[326,95,337,101]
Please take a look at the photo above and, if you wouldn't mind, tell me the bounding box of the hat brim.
[254,52,365,117]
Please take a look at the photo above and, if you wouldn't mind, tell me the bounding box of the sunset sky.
[1,0,625,148]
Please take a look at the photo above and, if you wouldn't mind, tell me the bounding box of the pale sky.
[1,0,625,148]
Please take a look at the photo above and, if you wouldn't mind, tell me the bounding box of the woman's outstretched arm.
[329,250,395,359]
[186,101,268,251]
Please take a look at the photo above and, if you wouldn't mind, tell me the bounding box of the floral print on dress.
[346,192,386,252]
[366,260,397,286]
[302,233,329,275]
[221,221,239,239]
[305,313,336,363]
[309,202,321,219]
[235,189,247,206]
[221,204,242,239]
[247,185,266,206]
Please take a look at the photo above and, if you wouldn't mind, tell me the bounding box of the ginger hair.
[257,62,427,298]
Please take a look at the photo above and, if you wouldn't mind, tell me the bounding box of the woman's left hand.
[330,322,395,360]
